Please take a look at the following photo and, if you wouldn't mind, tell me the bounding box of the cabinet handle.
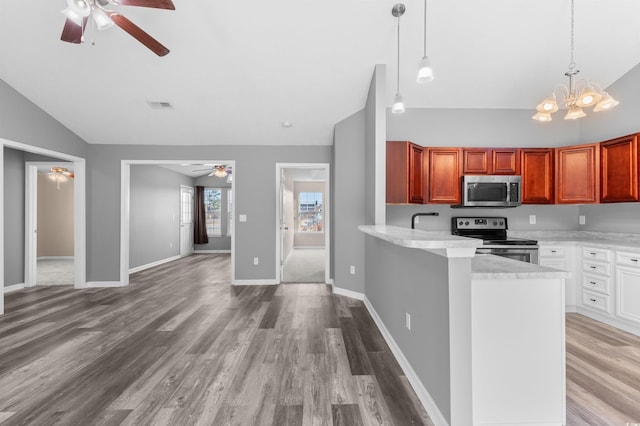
[590,266,597,269]
[589,298,597,303]
[589,281,596,285]
[551,250,557,253]
[631,259,638,263]
[590,252,597,256]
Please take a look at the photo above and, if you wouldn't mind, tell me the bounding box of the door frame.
[0,138,86,315]
[120,160,236,286]
[275,163,331,284]
[179,185,194,257]
[25,161,79,288]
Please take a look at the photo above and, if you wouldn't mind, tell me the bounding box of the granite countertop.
[509,231,640,251]
[358,225,482,249]
[471,254,571,280]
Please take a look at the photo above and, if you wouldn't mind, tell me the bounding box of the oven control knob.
[499,221,504,225]
[465,221,469,226]
[458,221,463,226]
[493,221,497,226]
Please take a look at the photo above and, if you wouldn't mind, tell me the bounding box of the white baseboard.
[363,296,449,426]
[232,279,278,286]
[86,281,124,288]
[4,283,25,293]
[332,285,364,301]
[576,306,640,338]
[129,255,181,274]
[194,250,231,254]
[37,256,74,260]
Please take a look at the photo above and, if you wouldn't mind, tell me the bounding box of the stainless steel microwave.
[462,175,522,207]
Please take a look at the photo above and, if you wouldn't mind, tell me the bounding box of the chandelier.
[532,0,619,122]
[48,167,74,190]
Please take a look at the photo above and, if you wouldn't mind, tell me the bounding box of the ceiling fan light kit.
[532,0,619,122]
[59,0,175,56]
[48,167,75,190]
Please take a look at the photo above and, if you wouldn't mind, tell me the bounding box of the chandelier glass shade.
[416,0,434,83]
[48,167,73,190]
[213,166,228,178]
[532,0,618,122]
[61,0,115,30]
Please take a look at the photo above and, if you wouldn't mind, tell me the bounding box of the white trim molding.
[332,285,365,301]
[363,296,448,426]
[86,281,124,288]
[232,279,278,286]
[4,283,25,293]
[129,255,181,274]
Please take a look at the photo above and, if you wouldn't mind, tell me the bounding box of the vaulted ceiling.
[1,0,639,147]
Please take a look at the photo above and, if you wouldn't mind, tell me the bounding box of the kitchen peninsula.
[359,225,569,426]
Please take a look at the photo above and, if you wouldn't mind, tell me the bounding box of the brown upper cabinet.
[386,141,424,204]
[521,148,554,204]
[555,143,600,204]
[600,134,639,203]
[426,147,462,204]
[462,148,520,175]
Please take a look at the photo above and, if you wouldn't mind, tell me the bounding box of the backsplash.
[579,203,640,234]
[386,204,580,231]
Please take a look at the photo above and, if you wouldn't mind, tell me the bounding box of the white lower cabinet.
[616,253,640,326]
[580,246,613,316]
[539,245,577,309]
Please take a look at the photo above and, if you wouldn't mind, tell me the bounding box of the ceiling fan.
[60,0,175,57]
[192,165,232,178]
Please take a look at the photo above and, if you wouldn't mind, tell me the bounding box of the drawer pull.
[590,252,597,255]
[551,250,557,253]
[589,298,597,303]
[631,259,639,263]
[590,266,597,269]
[589,281,596,285]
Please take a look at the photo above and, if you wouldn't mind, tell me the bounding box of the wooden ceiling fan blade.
[113,0,175,10]
[108,12,170,56]
[60,17,88,44]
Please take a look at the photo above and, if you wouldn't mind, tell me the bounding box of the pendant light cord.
[423,0,427,57]
[397,14,401,94]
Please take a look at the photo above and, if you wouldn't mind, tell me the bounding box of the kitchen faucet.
[411,212,440,229]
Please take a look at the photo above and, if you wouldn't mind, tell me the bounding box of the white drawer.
[583,259,612,276]
[539,246,565,258]
[582,273,611,295]
[616,251,640,268]
[583,247,612,262]
[582,290,611,314]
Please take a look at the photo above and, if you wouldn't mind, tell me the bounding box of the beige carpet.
[283,248,325,283]
[37,258,74,285]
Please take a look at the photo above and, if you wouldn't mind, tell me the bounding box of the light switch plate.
[529,215,536,225]
[239,214,247,222]
[579,215,586,225]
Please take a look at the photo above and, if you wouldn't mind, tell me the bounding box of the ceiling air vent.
[148,101,173,109]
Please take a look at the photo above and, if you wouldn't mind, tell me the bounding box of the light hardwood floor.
[0,254,432,425]
[566,313,640,425]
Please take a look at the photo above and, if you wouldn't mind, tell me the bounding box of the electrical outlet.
[239,214,247,222]
[169,242,173,249]
[529,214,536,225]
[406,312,411,330]
[253,257,259,265]
[350,265,356,275]
[414,216,419,224]
[579,215,586,225]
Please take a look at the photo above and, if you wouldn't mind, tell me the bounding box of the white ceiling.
[1,0,639,147]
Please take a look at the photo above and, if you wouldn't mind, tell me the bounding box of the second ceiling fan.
[61,0,175,56]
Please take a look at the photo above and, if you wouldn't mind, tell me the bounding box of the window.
[181,189,193,224]
[204,188,222,236]
[298,191,323,232]
[227,188,233,236]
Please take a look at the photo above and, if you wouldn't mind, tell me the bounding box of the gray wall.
[130,165,194,269]
[577,62,640,234]
[3,147,26,286]
[194,174,232,252]
[87,144,331,282]
[333,109,366,293]
[365,235,453,424]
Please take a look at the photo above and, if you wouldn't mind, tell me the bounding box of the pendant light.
[532,0,618,122]
[391,3,406,114]
[416,0,434,83]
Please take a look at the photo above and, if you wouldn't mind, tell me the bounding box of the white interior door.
[180,185,194,257]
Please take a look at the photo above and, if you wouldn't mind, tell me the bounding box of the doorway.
[276,164,330,284]
[180,185,194,257]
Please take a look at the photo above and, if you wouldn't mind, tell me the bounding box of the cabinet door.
[426,148,461,203]
[521,149,554,204]
[386,141,424,204]
[463,149,491,174]
[493,148,520,175]
[616,265,640,325]
[408,143,424,203]
[555,143,600,204]
[600,134,639,202]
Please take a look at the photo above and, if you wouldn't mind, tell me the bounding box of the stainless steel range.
[451,216,539,264]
